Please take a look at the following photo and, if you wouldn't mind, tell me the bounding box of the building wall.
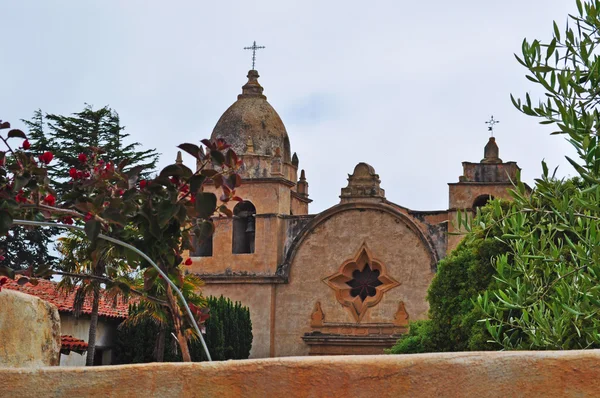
[204,180,293,215]
[447,183,515,252]
[190,214,285,274]
[59,315,121,366]
[274,207,436,357]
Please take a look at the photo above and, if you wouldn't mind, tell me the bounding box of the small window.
[473,194,494,209]
[232,201,256,254]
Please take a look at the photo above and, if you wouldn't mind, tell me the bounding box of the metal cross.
[485,115,500,137]
[244,41,265,70]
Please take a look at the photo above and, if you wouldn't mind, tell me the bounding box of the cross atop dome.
[244,41,266,70]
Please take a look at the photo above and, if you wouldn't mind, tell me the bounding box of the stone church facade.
[186,69,521,358]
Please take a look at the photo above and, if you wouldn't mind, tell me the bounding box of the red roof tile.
[61,335,88,354]
[4,277,131,319]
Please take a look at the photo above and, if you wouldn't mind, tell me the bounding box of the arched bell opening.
[232,201,256,254]
[472,194,494,209]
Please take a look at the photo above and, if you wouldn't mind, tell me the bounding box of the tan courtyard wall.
[274,207,435,357]
[0,290,61,368]
[3,351,600,397]
[201,283,273,358]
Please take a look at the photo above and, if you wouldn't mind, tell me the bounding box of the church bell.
[245,215,256,233]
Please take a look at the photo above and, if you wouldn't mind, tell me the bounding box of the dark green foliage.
[114,296,252,363]
[389,204,509,354]
[387,320,436,354]
[0,226,58,271]
[24,106,159,198]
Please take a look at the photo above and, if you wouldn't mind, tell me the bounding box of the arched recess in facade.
[277,202,441,281]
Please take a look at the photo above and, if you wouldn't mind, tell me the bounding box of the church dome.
[211,70,291,163]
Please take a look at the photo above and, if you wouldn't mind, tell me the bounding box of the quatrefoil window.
[323,243,400,322]
[347,265,383,301]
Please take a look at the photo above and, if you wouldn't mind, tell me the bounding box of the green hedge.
[388,205,508,354]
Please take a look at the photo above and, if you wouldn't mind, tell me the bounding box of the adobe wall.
[0,289,61,368]
[3,351,600,397]
[275,207,435,357]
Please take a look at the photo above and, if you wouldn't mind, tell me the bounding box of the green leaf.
[195,192,217,219]
[189,174,206,194]
[84,219,101,243]
[102,208,126,225]
[210,150,225,166]
[159,163,193,179]
[14,175,30,192]
[531,66,553,73]
[7,129,26,139]
[157,203,180,228]
[0,210,13,235]
[546,38,557,61]
[178,143,202,160]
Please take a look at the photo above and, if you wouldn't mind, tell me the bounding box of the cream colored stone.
[0,289,61,367]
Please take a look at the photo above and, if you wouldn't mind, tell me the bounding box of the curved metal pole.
[13,219,212,361]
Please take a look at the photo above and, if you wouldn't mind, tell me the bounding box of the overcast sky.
[2,1,579,213]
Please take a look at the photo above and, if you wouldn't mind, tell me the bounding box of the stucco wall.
[201,284,273,359]
[275,207,435,357]
[190,214,284,274]
[59,315,121,366]
[0,289,61,368]
[3,351,600,397]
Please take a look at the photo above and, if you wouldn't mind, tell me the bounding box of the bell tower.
[447,136,521,251]
[189,69,311,275]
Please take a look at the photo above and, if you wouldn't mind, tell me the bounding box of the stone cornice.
[196,274,286,284]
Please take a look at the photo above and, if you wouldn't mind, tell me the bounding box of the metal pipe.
[13,219,212,361]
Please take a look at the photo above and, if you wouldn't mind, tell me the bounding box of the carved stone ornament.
[393,301,409,327]
[323,243,400,322]
[310,301,325,327]
[339,163,386,202]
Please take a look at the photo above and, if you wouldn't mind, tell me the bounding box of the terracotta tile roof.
[4,277,131,319]
[61,335,88,354]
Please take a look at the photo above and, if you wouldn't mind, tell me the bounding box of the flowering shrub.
[0,119,242,361]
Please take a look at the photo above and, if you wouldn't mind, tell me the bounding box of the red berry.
[84,212,93,222]
[139,180,147,189]
[184,258,193,266]
[22,140,31,150]
[78,153,87,163]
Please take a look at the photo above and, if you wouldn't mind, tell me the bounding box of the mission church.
[184,67,522,358]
